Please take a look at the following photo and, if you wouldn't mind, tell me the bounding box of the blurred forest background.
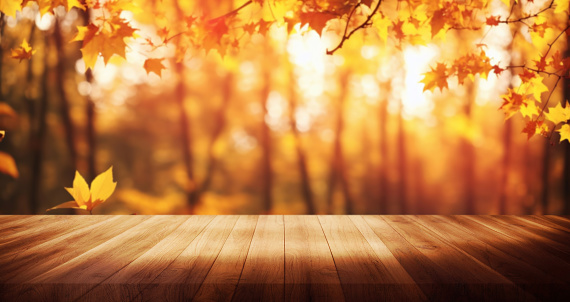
[1,0,570,215]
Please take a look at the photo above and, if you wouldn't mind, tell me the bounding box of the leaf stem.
[327,0,383,55]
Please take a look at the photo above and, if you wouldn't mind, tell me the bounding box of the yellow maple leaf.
[11,39,36,62]
[74,17,136,70]
[558,124,570,143]
[545,101,570,125]
[143,58,166,77]
[373,14,391,42]
[519,75,547,103]
[0,0,21,18]
[47,166,117,213]
[520,100,539,118]
[421,62,448,92]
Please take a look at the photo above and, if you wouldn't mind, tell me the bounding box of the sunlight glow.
[287,31,330,98]
[401,45,439,120]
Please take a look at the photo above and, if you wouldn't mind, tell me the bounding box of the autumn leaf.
[485,16,500,26]
[522,121,539,140]
[520,100,539,118]
[300,11,335,35]
[74,17,136,70]
[0,102,17,117]
[558,124,570,143]
[0,130,4,142]
[0,151,19,178]
[11,39,36,62]
[430,9,446,38]
[421,62,448,92]
[47,166,117,213]
[0,0,21,18]
[500,88,527,120]
[545,102,570,125]
[144,58,166,77]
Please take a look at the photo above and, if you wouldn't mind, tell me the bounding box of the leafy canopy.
[3,0,570,142]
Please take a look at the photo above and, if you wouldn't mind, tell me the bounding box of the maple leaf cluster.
[421,51,497,92]
[3,0,570,144]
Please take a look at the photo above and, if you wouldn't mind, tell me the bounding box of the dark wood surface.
[1,215,569,301]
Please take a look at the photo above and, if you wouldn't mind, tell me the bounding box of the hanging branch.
[327,0,383,55]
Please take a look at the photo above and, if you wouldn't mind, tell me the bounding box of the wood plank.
[412,215,569,301]
[381,216,532,301]
[543,215,570,230]
[441,216,570,284]
[362,215,468,300]
[0,215,71,242]
[80,215,215,302]
[494,216,570,248]
[467,216,570,262]
[0,215,35,226]
[232,215,284,302]
[6,215,184,301]
[0,215,145,283]
[0,216,115,258]
[136,215,239,302]
[319,215,426,302]
[192,215,258,302]
[283,215,344,302]
[349,216,420,292]
[517,216,570,234]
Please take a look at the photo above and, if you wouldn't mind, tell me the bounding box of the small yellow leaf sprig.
[47,166,117,214]
[11,39,36,62]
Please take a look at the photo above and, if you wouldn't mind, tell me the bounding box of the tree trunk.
[326,71,354,214]
[541,140,550,214]
[198,73,233,199]
[378,84,390,213]
[85,70,96,180]
[563,18,570,214]
[260,68,273,214]
[29,35,49,214]
[54,18,78,171]
[175,62,198,213]
[462,84,476,214]
[397,97,407,214]
[499,118,512,215]
[288,69,316,214]
[170,0,198,213]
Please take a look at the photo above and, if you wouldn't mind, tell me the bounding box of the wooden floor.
[1,215,569,301]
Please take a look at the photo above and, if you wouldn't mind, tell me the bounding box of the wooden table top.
[0,215,569,301]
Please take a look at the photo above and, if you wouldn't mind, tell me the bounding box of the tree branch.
[327,0,383,55]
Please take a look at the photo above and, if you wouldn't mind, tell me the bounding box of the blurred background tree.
[1,0,570,215]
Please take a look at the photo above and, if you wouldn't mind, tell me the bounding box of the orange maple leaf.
[430,9,446,38]
[485,16,500,26]
[143,58,166,77]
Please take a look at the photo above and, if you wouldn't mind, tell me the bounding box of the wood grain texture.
[0,215,569,302]
[284,215,343,302]
[82,215,215,302]
[232,215,284,302]
[192,215,257,302]
[411,215,568,301]
[137,215,238,302]
[543,215,570,229]
[319,215,427,302]
[467,216,570,263]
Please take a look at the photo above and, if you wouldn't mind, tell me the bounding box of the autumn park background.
[1,0,570,215]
